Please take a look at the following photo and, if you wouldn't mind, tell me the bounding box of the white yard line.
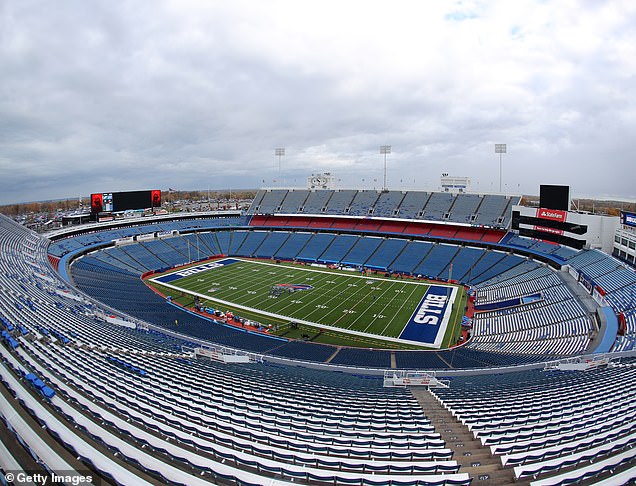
[377,283,423,335]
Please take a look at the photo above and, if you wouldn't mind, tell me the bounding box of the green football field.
[148,258,465,349]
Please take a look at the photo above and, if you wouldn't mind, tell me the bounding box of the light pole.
[495,144,506,193]
[275,148,285,186]
[380,145,391,192]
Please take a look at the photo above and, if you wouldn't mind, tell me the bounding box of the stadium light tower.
[495,143,506,193]
[275,148,285,185]
[380,145,391,192]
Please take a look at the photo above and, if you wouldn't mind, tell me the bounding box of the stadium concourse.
[0,188,634,485]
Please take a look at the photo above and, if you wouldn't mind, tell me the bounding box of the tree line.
[0,190,257,217]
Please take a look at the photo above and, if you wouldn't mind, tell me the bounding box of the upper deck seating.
[448,194,481,223]
[323,190,358,215]
[420,193,455,221]
[279,189,310,213]
[394,192,430,219]
[347,190,380,216]
[249,189,288,214]
[372,191,405,218]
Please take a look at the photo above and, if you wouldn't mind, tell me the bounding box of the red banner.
[536,208,567,222]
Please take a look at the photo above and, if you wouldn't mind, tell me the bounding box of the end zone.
[152,258,241,284]
[399,285,458,348]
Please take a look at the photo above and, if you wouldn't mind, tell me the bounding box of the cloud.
[0,0,635,204]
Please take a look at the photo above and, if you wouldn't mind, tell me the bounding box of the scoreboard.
[510,184,619,253]
[512,206,588,249]
[512,204,620,252]
[539,184,570,211]
[91,190,161,214]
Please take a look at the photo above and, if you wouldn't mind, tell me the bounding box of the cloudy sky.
[1,0,635,204]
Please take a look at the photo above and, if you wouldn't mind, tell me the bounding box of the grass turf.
[148,258,465,349]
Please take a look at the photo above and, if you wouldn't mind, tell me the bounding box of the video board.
[511,208,587,249]
[539,185,570,211]
[90,190,161,213]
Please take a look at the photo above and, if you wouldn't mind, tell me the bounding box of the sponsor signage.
[399,285,454,346]
[114,236,135,246]
[622,211,636,228]
[155,258,241,283]
[534,225,564,235]
[137,233,156,242]
[556,358,609,371]
[536,208,567,222]
[579,272,594,295]
[391,376,430,386]
[195,347,250,363]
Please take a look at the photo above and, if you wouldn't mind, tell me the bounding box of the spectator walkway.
[412,388,524,486]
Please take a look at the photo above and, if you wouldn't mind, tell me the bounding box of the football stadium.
[1,184,635,486]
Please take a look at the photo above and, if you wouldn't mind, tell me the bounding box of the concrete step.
[410,387,523,486]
